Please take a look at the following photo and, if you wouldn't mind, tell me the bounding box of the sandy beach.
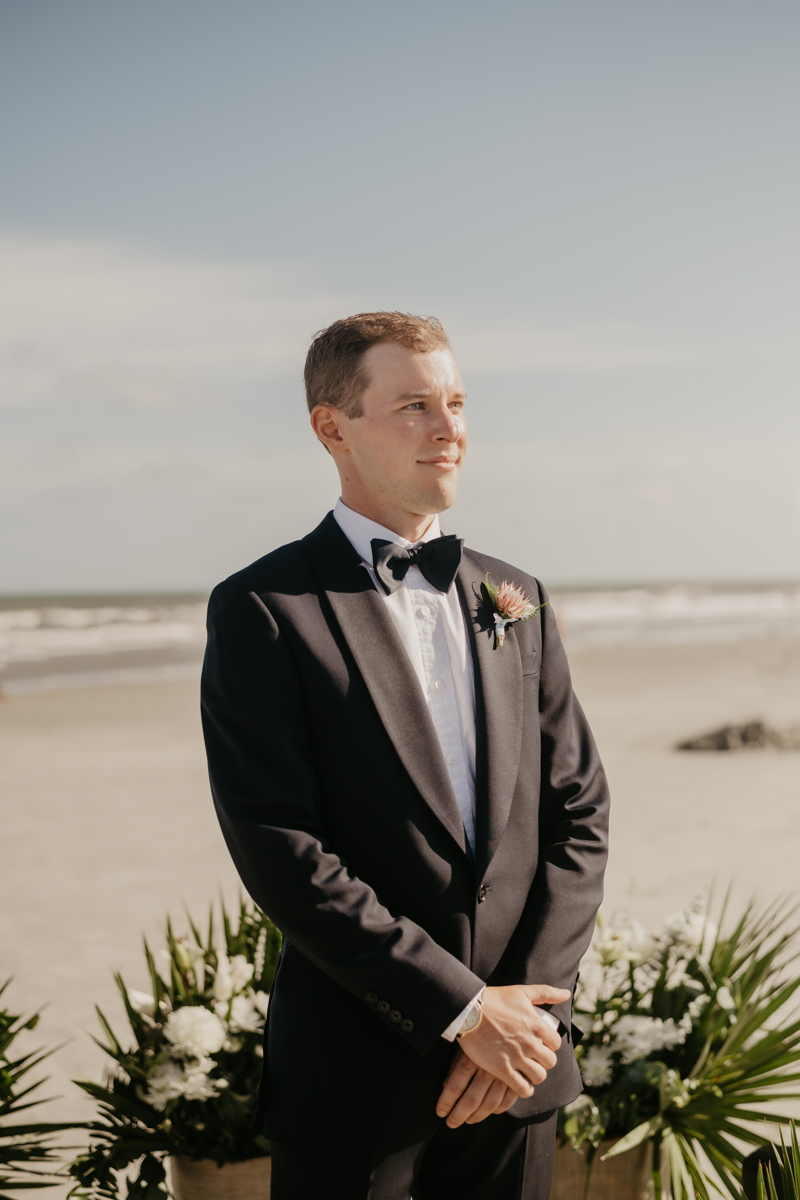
[2,635,800,1185]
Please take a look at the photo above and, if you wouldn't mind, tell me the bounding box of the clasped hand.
[435,984,569,1129]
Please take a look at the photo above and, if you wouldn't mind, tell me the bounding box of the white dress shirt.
[333,498,477,852]
[333,499,559,1043]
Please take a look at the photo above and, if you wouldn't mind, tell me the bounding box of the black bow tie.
[371,534,464,596]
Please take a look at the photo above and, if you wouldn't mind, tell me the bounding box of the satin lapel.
[301,514,469,856]
[456,550,523,877]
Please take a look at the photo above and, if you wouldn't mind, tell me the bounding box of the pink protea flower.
[484,573,548,648]
[494,580,535,620]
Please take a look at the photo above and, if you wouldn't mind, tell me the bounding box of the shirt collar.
[333,498,442,566]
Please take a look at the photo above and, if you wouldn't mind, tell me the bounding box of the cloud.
[452,322,748,374]
[0,233,350,410]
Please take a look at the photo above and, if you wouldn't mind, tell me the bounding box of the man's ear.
[310,404,348,454]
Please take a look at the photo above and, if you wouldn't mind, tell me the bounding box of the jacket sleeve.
[200,584,484,1055]
[504,579,609,1034]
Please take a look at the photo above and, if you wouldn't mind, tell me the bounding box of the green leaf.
[602,1116,663,1159]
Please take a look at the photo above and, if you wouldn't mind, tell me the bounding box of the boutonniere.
[483,575,548,649]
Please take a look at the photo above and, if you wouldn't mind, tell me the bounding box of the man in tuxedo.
[201,312,609,1199]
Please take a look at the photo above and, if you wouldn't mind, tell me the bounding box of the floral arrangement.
[482,574,547,648]
[560,892,800,1200]
[68,898,281,1199]
[1,979,71,1197]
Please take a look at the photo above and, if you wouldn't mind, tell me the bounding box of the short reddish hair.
[304,311,450,418]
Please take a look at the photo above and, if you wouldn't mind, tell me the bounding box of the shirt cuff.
[441,987,485,1042]
[441,994,561,1042]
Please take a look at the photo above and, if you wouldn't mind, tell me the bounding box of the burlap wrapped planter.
[550,1138,652,1200]
[170,1155,271,1200]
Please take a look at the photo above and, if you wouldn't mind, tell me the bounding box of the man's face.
[331,342,468,520]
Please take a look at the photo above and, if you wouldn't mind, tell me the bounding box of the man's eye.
[405,402,424,411]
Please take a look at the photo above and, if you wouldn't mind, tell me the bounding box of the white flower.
[664,910,717,956]
[164,1006,226,1059]
[623,921,659,967]
[173,939,205,972]
[212,953,254,1003]
[253,991,270,1017]
[593,916,658,968]
[129,990,156,1019]
[594,926,631,966]
[212,956,233,1003]
[687,993,710,1021]
[716,986,736,1011]
[229,955,254,992]
[253,929,267,981]
[228,993,263,1034]
[581,1046,614,1088]
[145,1059,227,1111]
[611,1014,688,1064]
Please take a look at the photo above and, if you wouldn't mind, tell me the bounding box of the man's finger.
[532,1020,563,1054]
[444,1071,495,1128]
[464,1077,508,1124]
[524,985,571,1006]
[435,1054,478,1118]
[494,1086,518,1115]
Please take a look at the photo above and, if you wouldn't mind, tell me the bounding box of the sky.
[1,0,799,592]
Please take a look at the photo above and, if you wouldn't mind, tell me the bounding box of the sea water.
[1,583,800,693]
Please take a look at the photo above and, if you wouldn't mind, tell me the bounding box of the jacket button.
[401,1019,414,1033]
[390,1010,402,1023]
[478,885,488,903]
[366,992,378,1004]
[377,1000,390,1014]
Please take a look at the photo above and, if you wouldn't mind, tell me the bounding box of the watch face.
[459,1006,480,1036]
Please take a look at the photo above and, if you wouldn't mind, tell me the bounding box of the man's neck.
[339,494,437,543]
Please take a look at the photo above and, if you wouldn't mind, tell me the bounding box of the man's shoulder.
[462,545,546,601]
[210,525,326,614]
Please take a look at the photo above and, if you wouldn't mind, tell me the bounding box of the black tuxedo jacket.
[201,513,609,1150]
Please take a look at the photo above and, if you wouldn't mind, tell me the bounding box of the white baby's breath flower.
[253,991,270,1017]
[612,1014,688,1064]
[687,993,710,1021]
[164,1006,226,1059]
[253,929,267,981]
[128,991,156,1019]
[145,1059,226,1111]
[581,1046,614,1088]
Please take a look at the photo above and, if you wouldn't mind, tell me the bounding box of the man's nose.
[434,406,465,442]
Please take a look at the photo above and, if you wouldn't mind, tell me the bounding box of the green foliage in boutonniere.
[483,574,548,648]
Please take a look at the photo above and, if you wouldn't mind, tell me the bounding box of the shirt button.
[446,754,455,765]
[421,605,431,616]
[433,680,444,691]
